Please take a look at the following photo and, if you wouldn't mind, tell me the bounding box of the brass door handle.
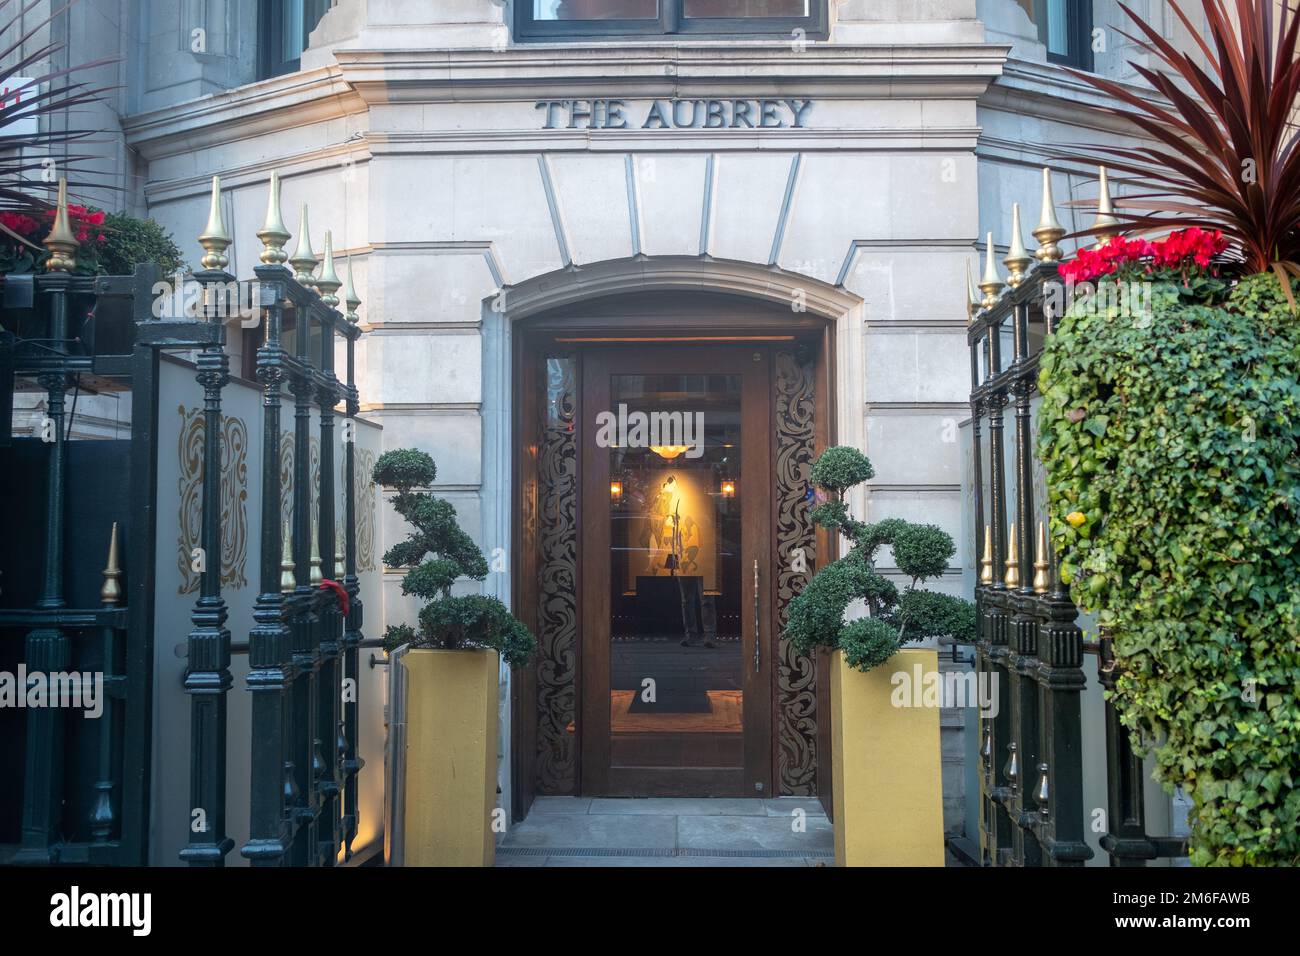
[753,559,760,673]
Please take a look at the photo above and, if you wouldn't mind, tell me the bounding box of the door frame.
[510,292,838,812]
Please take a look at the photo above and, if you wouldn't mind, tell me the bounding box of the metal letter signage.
[535,98,813,130]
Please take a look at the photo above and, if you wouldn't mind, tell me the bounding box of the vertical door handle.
[753,559,761,673]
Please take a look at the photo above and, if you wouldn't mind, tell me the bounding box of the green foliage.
[783,445,974,672]
[373,448,436,492]
[97,212,186,277]
[1038,273,1300,866]
[809,445,874,492]
[373,448,535,668]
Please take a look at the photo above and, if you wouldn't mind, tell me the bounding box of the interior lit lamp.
[649,445,689,461]
[609,479,623,501]
[720,479,736,498]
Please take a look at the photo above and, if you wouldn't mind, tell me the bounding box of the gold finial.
[289,203,318,286]
[1004,522,1020,588]
[43,177,77,273]
[280,523,296,593]
[309,513,323,586]
[197,175,232,271]
[344,256,361,324]
[100,522,121,605]
[1033,167,1065,262]
[966,258,981,321]
[1092,166,1120,246]
[315,230,342,308]
[979,232,1004,308]
[1004,203,1033,288]
[979,525,993,585]
[258,170,290,265]
[1032,521,1050,594]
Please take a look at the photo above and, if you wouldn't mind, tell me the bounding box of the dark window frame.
[1034,0,1094,71]
[258,0,334,80]
[514,1,829,42]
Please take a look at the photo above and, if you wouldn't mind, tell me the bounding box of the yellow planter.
[830,647,945,866]
[401,647,499,866]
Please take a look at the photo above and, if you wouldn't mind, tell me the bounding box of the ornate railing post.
[243,171,299,865]
[14,180,77,864]
[180,178,236,866]
[340,257,365,858]
[313,231,343,865]
[1002,210,1043,866]
[90,524,123,845]
[976,236,1014,865]
[287,204,322,866]
[1098,631,1158,866]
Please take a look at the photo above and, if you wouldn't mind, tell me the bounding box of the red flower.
[1058,228,1227,285]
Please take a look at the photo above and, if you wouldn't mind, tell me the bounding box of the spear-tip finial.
[43,177,77,273]
[100,522,122,605]
[344,256,361,324]
[289,203,318,287]
[1092,165,1120,247]
[258,170,291,266]
[1004,202,1033,288]
[979,232,1005,308]
[197,175,232,271]
[316,230,342,308]
[1033,167,1065,262]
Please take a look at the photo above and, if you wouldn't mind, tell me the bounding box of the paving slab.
[762,797,827,817]
[677,813,834,852]
[528,796,593,814]
[588,797,767,816]
[502,812,678,849]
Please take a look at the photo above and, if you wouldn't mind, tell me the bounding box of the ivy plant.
[784,446,976,672]
[1038,273,1300,866]
[374,449,536,668]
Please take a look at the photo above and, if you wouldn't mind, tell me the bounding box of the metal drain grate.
[498,846,833,859]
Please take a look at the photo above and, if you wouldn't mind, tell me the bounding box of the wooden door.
[579,346,773,796]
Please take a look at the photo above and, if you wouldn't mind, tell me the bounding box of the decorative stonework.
[535,355,578,794]
[774,350,818,795]
[354,446,377,572]
[177,404,249,593]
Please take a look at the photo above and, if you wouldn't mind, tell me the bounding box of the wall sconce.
[609,479,623,502]
[720,479,736,499]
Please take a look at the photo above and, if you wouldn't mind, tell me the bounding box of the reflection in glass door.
[581,348,771,796]
[608,372,743,772]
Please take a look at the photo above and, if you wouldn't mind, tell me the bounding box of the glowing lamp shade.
[649,445,689,461]
[720,479,736,498]
[609,479,623,501]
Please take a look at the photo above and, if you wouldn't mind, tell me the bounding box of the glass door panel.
[607,373,744,772]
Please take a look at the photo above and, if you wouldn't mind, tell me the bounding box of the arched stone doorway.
[485,257,864,819]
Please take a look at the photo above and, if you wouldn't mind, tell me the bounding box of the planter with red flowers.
[1036,0,1300,867]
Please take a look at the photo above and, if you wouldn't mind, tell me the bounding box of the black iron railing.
[0,174,368,867]
[964,169,1189,866]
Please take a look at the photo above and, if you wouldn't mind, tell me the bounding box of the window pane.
[533,0,659,18]
[683,0,809,16]
[1046,0,1070,56]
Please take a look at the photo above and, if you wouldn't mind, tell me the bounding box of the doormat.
[611,690,742,733]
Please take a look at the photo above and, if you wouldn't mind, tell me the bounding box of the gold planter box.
[401,647,499,867]
[830,647,945,866]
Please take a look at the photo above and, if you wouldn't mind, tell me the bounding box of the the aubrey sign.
[536,97,814,129]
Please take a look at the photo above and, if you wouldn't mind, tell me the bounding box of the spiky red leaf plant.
[1064,0,1300,295]
[0,0,120,248]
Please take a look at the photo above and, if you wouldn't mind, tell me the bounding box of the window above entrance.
[516,0,829,41]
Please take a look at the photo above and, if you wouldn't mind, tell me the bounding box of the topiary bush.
[374,448,536,667]
[1038,272,1300,866]
[784,446,976,672]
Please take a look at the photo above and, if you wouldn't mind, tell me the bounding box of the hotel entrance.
[511,292,832,814]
